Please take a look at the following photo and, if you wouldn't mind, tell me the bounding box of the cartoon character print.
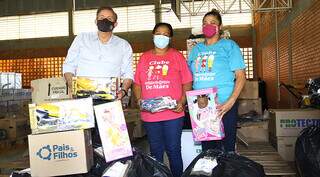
[147,65,154,80]
[208,54,214,72]
[194,54,216,73]
[195,56,201,73]
[146,61,169,80]
[200,55,207,73]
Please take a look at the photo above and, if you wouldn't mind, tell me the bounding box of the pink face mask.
[202,24,219,38]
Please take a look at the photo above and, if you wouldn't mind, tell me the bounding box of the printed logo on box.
[36,144,78,161]
[280,119,320,128]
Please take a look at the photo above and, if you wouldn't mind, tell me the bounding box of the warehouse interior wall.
[255,0,320,109]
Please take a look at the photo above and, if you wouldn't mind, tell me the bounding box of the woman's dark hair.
[152,23,174,37]
[203,9,222,26]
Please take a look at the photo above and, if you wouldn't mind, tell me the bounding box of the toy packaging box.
[94,100,133,162]
[186,88,225,141]
[29,97,95,134]
[72,77,120,100]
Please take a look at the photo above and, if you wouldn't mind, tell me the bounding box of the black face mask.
[97,18,114,32]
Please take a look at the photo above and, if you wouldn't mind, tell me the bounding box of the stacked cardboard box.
[28,77,133,176]
[238,81,262,115]
[31,77,71,104]
[0,83,31,142]
[28,77,94,176]
[269,109,320,161]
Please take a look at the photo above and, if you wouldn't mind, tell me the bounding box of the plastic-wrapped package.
[140,96,177,113]
[182,149,265,177]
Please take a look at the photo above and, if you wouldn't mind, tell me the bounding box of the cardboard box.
[181,130,202,170]
[0,118,30,140]
[31,77,71,104]
[94,101,133,162]
[186,88,224,141]
[0,72,22,89]
[237,121,269,142]
[238,98,262,115]
[0,101,8,118]
[29,98,95,134]
[13,89,32,100]
[28,129,93,177]
[72,77,119,100]
[239,81,259,99]
[269,109,320,137]
[270,135,297,161]
[8,100,30,113]
[1,89,14,101]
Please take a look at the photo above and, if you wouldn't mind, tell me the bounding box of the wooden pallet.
[237,142,296,177]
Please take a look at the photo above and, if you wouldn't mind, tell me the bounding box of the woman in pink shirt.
[133,23,192,177]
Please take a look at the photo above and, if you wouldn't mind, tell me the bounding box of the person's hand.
[173,100,185,113]
[216,99,235,119]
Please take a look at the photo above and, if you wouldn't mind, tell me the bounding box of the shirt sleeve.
[63,34,82,75]
[187,47,196,69]
[134,54,145,85]
[120,41,134,80]
[228,40,246,71]
[178,52,193,84]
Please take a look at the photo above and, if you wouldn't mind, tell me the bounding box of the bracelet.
[121,89,128,96]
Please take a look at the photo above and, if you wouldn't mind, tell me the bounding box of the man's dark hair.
[96,6,118,22]
[152,22,174,37]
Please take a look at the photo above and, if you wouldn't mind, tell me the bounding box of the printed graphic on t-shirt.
[145,60,170,90]
[194,51,216,82]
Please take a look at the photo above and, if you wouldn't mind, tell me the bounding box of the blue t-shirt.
[188,39,246,104]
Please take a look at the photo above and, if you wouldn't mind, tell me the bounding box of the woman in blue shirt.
[188,9,246,153]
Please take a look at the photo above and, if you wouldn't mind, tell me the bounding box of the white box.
[94,101,133,162]
[269,109,320,137]
[28,130,93,177]
[239,81,259,99]
[181,130,202,170]
[0,72,22,89]
[29,98,95,134]
[270,136,297,161]
[31,77,71,104]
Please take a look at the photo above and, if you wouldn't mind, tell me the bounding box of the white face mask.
[153,35,170,49]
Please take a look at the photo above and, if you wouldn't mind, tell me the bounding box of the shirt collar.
[94,31,114,44]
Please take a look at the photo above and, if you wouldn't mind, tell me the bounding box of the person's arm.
[217,69,246,118]
[117,79,133,100]
[117,41,134,99]
[173,52,193,112]
[173,82,192,112]
[64,72,74,95]
[63,34,82,91]
[133,84,142,107]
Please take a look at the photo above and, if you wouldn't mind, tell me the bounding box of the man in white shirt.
[63,6,133,99]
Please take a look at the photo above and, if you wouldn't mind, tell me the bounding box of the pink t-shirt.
[134,48,193,122]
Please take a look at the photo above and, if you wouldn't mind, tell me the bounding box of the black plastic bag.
[182,149,265,177]
[126,149,173,177]
[295,125,320,177]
